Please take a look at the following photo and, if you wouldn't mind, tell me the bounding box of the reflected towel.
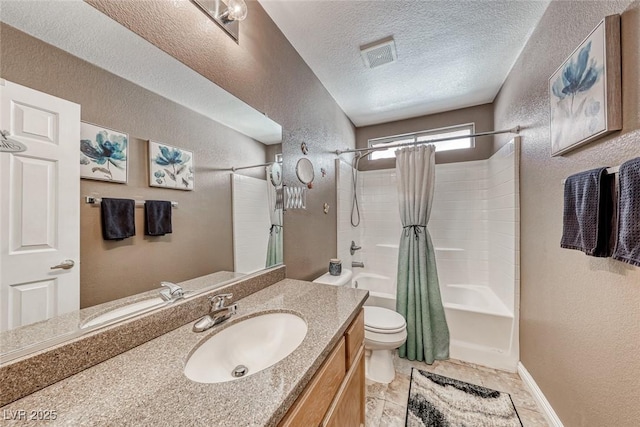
[612,157,640,267]
[561,168,614,257]
[101,198,136,240]
[145,200,172,236]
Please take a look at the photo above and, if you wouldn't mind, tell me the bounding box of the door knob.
[50,259,75,270]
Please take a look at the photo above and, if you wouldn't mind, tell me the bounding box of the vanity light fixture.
[218,0,248,23]
[191,0,247,41]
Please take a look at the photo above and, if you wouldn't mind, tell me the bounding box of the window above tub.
[368,123,475,160]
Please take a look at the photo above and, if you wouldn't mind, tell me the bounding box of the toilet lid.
[364,306,406,332]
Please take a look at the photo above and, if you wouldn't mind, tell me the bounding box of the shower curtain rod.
[228,161,278,172]
[334,126,521,155]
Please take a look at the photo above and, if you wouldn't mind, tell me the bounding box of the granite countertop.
[1,279,368,426]
[0,270,244,358]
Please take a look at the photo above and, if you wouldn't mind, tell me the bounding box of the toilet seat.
[365,324,406,334]
[363,306,406,334]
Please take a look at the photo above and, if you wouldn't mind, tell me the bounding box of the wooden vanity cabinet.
[279,309,365,427]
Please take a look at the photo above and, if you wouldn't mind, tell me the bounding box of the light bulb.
[226,0,247,21]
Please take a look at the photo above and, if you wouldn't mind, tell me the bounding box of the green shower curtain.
[265,165,283,267]
[395,145,449,364]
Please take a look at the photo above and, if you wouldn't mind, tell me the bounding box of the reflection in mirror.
[0,1,284,363]
[266,164,284,268]
[231,161,284,273]
[269,162,283,186]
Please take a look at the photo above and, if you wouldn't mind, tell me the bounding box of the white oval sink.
[81,297,165,328]
[184,312,307,384]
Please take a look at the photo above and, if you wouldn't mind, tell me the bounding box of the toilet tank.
[312,269,353,287]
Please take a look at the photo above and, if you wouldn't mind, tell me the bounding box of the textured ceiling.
[260,0,551,126]
[0,0,282,144]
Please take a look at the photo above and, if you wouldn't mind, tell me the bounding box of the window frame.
[367,123,476,160]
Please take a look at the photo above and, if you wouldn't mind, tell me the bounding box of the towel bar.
[562,166,619,185]
[85,196,178,208]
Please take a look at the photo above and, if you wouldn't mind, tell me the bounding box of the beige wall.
[86,0,357,282]
[0,24,268,307]
[356,103,494,170]
[493,1,640,425]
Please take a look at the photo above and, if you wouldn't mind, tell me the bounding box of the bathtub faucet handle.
[350,241,362,256]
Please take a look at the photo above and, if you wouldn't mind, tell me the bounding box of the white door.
[0,80,80,332]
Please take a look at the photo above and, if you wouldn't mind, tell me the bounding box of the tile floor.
[366,354,549,427]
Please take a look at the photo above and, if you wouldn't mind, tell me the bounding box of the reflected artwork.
[149,141,195,190]
[80,122,128,183]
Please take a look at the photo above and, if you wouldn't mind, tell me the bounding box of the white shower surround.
[336,139,520,371]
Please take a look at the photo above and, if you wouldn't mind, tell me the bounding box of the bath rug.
[405,368,522,427]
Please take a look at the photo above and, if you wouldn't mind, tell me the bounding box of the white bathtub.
[353,273,396,311]
[441,284,517,371]
[353,273,518,371]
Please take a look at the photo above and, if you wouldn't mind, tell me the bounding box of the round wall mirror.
[269,162,283,186]
[296,158,314,184]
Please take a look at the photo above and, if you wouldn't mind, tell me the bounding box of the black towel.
[101,198,136,240]
[612,157,640,267]
[561,168,614,257]
[145,200,173,236]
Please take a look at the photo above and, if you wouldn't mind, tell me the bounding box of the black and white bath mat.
[406,368,522,427]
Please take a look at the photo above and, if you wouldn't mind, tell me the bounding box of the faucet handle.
[209,293,233,309]
[160,282,184,301]
[161,281,182,293]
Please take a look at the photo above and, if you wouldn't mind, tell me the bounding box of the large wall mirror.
[0,1,283,362]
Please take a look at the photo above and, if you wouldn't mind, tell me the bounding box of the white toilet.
[313,269,407,384]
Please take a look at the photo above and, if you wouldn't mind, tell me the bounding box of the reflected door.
[0,80,81,331]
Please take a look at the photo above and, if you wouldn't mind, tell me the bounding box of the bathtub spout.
[352,261,365,268]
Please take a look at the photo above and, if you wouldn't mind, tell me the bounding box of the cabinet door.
[323,345,365,427]
[345,309,364,369]
[279,338,346,427]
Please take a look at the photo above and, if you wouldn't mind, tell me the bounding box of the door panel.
[11,155,57,252]
[1,80,80,331]
[9,279,57,327]
[12,101,59,145]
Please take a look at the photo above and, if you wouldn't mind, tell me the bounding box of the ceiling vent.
[360,36,397,69]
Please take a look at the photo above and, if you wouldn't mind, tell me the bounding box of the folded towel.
[101,198,136,240]
[145,200,173,236]
[561,168,614,257]
[612,157,640,267]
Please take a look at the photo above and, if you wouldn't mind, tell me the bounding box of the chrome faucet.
[193,293,237,333]
[159,281,184,302]
[350,241,362,256]
[352,261,365,268]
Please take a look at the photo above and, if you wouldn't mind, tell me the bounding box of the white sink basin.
[184,312,307,384]
[81,297,165,328]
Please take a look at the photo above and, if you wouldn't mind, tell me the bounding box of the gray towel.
[144,200,172,236]
[612,157,640,267]
[561,168,614,257]
[101,198,136,240]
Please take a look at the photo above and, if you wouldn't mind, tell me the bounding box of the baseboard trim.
[517,362,564,427]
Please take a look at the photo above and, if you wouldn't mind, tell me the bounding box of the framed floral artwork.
[80,122,128,183]
[148,141,195,191]
[549,15,621,156]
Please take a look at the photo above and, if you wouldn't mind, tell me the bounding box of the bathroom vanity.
[279,309,365,427]
[0,273,368,426]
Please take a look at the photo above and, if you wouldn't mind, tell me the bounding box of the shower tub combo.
[337,139,520,371]
[354,270,517,371]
